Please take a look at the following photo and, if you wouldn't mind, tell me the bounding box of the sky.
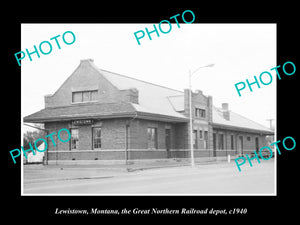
[21,23,276,131]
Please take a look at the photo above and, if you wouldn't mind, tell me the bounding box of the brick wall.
[78,125,92,150]
[212,127,268,155]
[45,118,186,152]
[101,119,127,149]
[41,60,271,161]
[45,122,70,151]
[174,123,188,149]
[128,119,180,150]
[44,59,140,108]
[183,89,211,121]
[182,89,213,150]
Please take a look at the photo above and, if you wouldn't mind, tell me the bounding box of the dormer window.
[72,90,98,103]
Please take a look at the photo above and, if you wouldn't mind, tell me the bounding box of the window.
[70,128,79,150]
[204,131,208,149]
[195,108,206,118]
[199,130,203,139]
[193,130,198,149]
[231,135,234,150]
[72,92,82,103]
[82,91,90,102]
[72,90,98,103]
[239,136,244,154]
[147,127,158,149]
[247,136,251,141]
[255,137,259,152]
[165,129,171,150]
[218,133,224,150]
[90,90,98,101]
[93,127,101,149]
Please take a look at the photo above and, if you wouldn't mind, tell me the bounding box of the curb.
[23,175,115,184]
[23,159,237,184]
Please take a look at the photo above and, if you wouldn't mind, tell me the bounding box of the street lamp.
[189,63,215,167]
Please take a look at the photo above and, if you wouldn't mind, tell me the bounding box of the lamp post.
[189,63,214,167]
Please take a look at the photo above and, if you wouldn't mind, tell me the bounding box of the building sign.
[72,119,94,126]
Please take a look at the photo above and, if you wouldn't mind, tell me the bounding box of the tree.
[23,130,45,151]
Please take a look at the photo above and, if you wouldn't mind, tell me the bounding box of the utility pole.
[188,63,215,167]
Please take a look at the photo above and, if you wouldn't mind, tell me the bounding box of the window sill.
[71,100,98,105]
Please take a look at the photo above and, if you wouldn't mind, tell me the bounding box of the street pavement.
[23,159,275,195]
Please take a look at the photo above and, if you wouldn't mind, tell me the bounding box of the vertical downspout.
[125,124,129,165]
[125,112,138,165]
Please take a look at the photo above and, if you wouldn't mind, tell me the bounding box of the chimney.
[222,103,228,111]
[80,58,94,63]
[222,103,230,120]
[44,94,52,108]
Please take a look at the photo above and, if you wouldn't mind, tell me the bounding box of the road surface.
[23,159,275,195]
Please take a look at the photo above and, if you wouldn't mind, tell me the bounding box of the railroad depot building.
[24,59,273,161]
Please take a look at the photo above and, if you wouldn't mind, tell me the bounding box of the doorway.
[213,133,217,157]
[255,137,259,152]
[238,136,244,155]
[165,129,171,158]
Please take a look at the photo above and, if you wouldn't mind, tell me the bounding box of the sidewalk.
[23,157,234,184]
[32,157,228,170]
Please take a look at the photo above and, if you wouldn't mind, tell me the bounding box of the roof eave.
[23,112,138,123]
[136,112,188,123]
[24,111,189,124]
[211,122,274,135]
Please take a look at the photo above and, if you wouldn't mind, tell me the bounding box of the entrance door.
[213,133,217,157]
[165,129,171,158]
[255,137,259,152]
[238,136,244,155]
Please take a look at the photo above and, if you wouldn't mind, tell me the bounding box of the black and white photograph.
[21,23,276,195]
[4,5,298,221]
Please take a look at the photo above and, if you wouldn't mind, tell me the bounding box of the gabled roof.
[23,101,189,123]
[24,60,274,134]
[24,102,136,123]
[90,62,187,120]
[212,106,273,134]
[167,95,185,112]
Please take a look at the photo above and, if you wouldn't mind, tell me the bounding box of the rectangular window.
[199,130,203,139]
[165,129,171,150]
[90,90,98,101]
[147,127,158,149]
[231,135,234,150]
[72,92,82,103]
[239,136,244,154]
[70,128,79,150]
[195,108,206,118]
[93,127,101,149]
[247,136,251,141]
[255,137,259,152]
[218,133,224,150]
[72,90,98,103]
[204,131,208,149]
[193,130,198,149]
[82,91,90,102]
